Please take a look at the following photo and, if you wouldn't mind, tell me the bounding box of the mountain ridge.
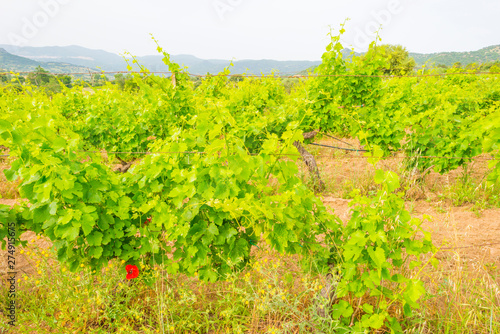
[409,45,500,66]
[0,44,322,75]
[1,44,499,75]
[0,47,96,73]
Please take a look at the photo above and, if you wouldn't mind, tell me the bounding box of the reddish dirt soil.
[322,196,500,266]
[0,199,50,279]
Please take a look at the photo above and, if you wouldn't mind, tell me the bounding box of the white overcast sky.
[0,0,499,60]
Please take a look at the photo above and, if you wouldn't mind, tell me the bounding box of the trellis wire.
[2,70,500,79]
[0,150,497,161]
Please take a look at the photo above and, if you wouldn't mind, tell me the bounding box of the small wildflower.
[125,264,139,280]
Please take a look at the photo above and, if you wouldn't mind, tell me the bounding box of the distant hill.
[0,48,40,70]
[299,45,500,74]
[131,54,321,75]
[0,48,97,74]
[410,45,500,67]
[1,44,499,76]
[0,44,321,75]
[0,45,122,71]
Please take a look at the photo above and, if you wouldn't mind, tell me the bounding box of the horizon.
[1,42,498,63]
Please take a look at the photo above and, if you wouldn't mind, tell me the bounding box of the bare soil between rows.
[322,196,500,264]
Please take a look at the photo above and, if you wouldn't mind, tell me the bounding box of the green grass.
[438,168,500,215]
[2,234,499,333]
[1,240,334,333]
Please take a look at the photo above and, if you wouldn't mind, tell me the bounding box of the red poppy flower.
[125,264,139,280]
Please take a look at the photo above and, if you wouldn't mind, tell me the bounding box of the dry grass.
[2,233,499,333]
[0,155,20,200]
[419,250,500,333]
[1,239,334,333]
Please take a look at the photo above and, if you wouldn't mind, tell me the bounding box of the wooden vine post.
[293,130,325,192]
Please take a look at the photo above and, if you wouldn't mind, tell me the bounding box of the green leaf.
[409,260,422,270]
[362,303,374,314]
[64,226,80,241]
[49,202,58,215]
[89,246,103,259]
[368,247,386,270]
[385,171,400,192]
[404,280,425,307]
[361,313,386,329]
[207,223,219,236]
[87,231,103,246]
[331,300,353,319]
[81,214,96,236]
[3,168,17,182]
[99,214,113,229]
[229,238,248,262]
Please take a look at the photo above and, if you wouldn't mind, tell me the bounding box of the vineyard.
[1,31,500,334]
